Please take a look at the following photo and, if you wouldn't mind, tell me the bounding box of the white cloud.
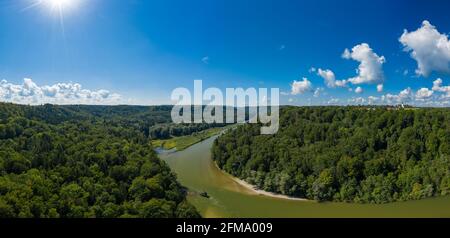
[317,69,335,87]
[377,84,384,92]
[432,78,450,98]
[400,20,450,76]
[368,96,380,105]
[355,86,363,94]
[381,94,396,104]
[313,87,324,97]
[381,87,413,104]
[348,97,366,104]
[309,67,317,73]
[291,77,313,95]
[399,87,414,101]
[317,68,347,88]
[202,56,210,64]
[327,98,340,105]
[0,78,122,105]
[342,43,386,85]
[415,88,434,100]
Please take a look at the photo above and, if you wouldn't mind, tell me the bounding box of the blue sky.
[1,0,450,105]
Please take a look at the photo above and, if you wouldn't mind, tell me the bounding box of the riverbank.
[152,127,225,151]
[213,162,310,201]
[162,135,450,218]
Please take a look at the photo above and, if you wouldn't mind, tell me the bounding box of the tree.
[312,169,335,201]
[140,199,175,218]
[0,198,14,218]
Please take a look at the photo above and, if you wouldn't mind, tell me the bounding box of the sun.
[22,0,81,36]
[44,0,77,10]
[24,0,79,12]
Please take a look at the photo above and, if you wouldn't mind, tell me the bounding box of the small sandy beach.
[213,162,309,201]
[229,175,310,201]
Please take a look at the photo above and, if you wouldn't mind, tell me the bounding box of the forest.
[0,103,201,218]
[212,106,450,203]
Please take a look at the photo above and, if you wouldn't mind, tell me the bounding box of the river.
[160,136,450,218]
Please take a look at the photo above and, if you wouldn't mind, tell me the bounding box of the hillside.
[0,103,200,218]
[212,106,450,203]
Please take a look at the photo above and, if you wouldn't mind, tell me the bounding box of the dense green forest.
[213,106,450,203]
[0,103,200,218]
[0,103,222,140]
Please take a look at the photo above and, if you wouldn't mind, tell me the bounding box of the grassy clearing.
[151,127,225,151]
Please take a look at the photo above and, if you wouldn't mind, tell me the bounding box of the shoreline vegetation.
[212,107,450,204]
[162,132,450,218]
[156,126,310,202]
[152,126,229,151]
[153,125,310,201]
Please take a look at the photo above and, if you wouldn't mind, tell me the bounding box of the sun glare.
[24,0,79,12]
[22,0,81,37]
[45,0,77,10]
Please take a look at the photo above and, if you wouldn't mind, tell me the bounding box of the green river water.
[160,136,450,218]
